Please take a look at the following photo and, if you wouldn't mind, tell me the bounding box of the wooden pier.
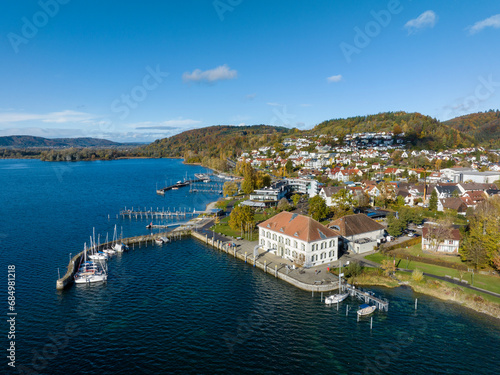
[120,208,197,220]
[156,176,211,195]
[346,285,389,311]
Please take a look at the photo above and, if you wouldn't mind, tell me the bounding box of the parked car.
[407,233,414,237]
[417,225,423,229]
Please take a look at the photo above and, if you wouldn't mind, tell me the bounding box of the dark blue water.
[1,159,499,375]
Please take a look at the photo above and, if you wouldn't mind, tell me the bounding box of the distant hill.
[0,135,121,148]
[140,125,292,159]
[310,111,475,150]
[443,110,500,148]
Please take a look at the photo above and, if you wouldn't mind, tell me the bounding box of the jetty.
[120,208,197,220]
[346,285,389,311]
[56,230,189,290]
[156,175,211,195]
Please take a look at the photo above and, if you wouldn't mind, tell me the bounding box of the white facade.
[259,229,338,267]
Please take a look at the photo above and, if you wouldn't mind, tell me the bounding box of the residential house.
[328,214,385,254]
[422,226,461,253]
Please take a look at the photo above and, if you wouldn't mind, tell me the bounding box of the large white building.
[258,212,340,268]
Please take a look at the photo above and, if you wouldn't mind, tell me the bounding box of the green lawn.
[211,216,259,241]
[366,253,500,295]
[396,243,463,264]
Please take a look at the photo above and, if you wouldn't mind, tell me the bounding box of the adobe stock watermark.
[340,0,403,63]
[213,0,243,22]
[7,0,71,54]
[270,105,296,127]
[442,74,500,120]
[110,65,169,120]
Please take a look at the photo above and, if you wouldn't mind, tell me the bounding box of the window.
[261,239,265,245]
[293,240,297,248]
[279,236,283,243]
[261,230,265,237]
[267,241,271,248]
[272,234,277,241]
[329,250,333,257]
[301,243,305,251]
[266,232,270,239]
[329,240,334,247]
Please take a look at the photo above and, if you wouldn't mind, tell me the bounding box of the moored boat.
[357,304,377,316]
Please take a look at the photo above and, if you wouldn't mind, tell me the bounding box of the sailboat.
[325,261,350,305]
[112,224,128,252]
[75,243,108,284]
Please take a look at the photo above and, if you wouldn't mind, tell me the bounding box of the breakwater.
[56,230,189,290]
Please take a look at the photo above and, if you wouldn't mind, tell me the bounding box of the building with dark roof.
[258,212,340,267]
[328,213,385,254]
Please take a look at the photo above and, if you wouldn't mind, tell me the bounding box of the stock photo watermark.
[213,0,243,22]
[443,74,500,119]
[7,0,71,54]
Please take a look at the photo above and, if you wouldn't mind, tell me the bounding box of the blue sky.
[1,0,499,142]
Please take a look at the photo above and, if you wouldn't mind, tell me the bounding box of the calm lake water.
[1,158,499,375]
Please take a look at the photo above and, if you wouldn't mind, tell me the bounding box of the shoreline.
[349,271,500,320]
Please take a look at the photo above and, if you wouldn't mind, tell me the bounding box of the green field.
[366,253,500,295]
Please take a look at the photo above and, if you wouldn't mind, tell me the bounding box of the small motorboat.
[325,292,349,305]
[357,304,377,316]
[155,238,164,245]
[146,222,153,229]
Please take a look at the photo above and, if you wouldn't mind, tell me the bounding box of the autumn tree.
[308,195,328,221]
[229,205,255,231]
[222,181,239,197]
[292,193,301,206]
[277,197,291,212]
[423,219,453,253]
[285,160,294,174]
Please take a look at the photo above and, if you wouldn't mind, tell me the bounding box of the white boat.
[325,261,349,305]
[160,236,170,243]
[89,252,108,261]
[155,238,164,245]
[113,243,127,252]
[357,304,377,316]
[325,292,349,304]
[74,244,108,284]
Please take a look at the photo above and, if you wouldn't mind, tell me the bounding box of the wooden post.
[264,260,267,272]
[370,317,373,330]
[415,298,418,310]
[275,265,277,277]
[245,252,247,263]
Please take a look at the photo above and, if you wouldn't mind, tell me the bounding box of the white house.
[422,226,461,253]
[328,214,385,254]
[258,212,340,267]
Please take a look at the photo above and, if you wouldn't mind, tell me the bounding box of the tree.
[255,171,271,189]
[228,205,255,231]
[292,194,301,206]
[241,162,256,194]
[380,259,396,276]
[424,219,453,253]
[429,190,438,211]
[285,160,294,174]
[222,181,238,197]
[345,261,363,278]
[308,195,328,221]
[277,198,291,212]
[386,214,404,237]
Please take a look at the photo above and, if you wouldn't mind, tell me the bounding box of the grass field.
[366,253,500,295]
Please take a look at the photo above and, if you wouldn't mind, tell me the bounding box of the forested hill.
[311,111,475,150]
[443,110,500,148]
[140,125,292,159]
[0,135,120,148]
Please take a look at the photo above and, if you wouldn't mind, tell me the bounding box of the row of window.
[311,251,335,262]
[261,230,335,251]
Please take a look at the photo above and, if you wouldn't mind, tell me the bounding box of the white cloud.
[327,74,342,83]
[266,102,281,106]
[468,14,500,34]
[182,64,237,83]
[0,110,96,124]
[404,10,437,34]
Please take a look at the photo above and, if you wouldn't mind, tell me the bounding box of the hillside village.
[224,130,500,274]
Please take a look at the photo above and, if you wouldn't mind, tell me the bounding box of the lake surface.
[1,158,499,374]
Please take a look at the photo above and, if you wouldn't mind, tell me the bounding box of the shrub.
[412,268,424,282]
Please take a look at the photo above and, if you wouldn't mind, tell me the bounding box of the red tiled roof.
[258,212,340,242]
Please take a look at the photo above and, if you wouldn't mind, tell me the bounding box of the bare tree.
[423,218,454,253]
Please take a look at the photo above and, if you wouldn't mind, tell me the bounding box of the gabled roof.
[435,185,460,195]
[440,197,467,212]
[459,182,497,192]
[258,212,339,242]
[328,214,384,237]
[321,186,345,197]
